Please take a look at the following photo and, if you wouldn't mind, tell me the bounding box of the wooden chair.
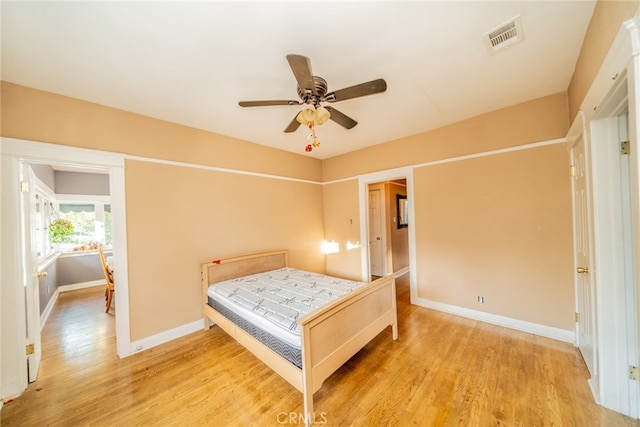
[98,246,115,313]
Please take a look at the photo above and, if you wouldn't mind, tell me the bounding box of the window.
[34,191,54,260]
[56,201,112,252]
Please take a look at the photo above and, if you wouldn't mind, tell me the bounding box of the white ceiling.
[1,1,596,160]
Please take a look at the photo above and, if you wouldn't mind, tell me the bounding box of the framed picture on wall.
[396,194,408,229]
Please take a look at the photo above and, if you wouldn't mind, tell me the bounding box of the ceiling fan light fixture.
[295,110,308,125]
[299,103,316,124]
[315,105,331,125]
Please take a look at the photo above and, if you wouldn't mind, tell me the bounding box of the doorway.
[358,166,415,300]
[29,162,114,377]
[1,137,131,401]
[367,179,410,282]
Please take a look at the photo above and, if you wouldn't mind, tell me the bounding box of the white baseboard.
[58,279,105,293]
[129,319,203,355]
[412,296,575,343]
[40,288,60,331]
[394,266,409,278]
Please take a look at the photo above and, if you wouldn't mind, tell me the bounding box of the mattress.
[207,267,365,366]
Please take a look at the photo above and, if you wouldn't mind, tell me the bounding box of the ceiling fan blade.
[239,100,300,107]
[286,54,316,96]
[325,78,387,102]
[325,106,357,129]
[284,114,301,133]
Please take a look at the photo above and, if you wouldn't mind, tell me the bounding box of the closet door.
[571,136,597,381]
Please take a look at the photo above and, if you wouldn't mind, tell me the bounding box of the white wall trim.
[413,138,566,169]
[39,289,60,332]
[129,320,203,355]
[126,154,322,185]
[58,279,105,293]
[413,296,575,343]
[324,137,566,185]
[1,138,124,167]
[394,266,409,278]
[15,138,565,190]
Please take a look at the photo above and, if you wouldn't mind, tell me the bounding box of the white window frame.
[54,194,112,252]
[33,174,57,262]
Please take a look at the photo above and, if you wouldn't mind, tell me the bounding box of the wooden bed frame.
[201,250,398,423]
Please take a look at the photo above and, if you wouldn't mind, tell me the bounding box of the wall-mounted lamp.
[346,241,361,250]
[321,240,339,254]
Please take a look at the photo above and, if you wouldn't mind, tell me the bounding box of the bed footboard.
[299,274,397,420]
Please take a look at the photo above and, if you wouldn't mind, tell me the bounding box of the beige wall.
[322,179,362,281]
[414,143,573,328]
[323,94,574,331]
[568,0,640,121]
[125,160,324,340]
[1,82,326,341]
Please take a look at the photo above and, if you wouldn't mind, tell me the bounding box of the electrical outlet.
[477,296,484,304]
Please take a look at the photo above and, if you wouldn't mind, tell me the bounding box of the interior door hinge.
[19,181,30,193]
[630,365,639,381]
[570,164,576,177]
[575,312,579,322]
[26,343,35,356]
[621,140,630,155]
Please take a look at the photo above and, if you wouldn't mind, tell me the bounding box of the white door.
[368,188,384,277]
[571,136,597,379]
[22,164,42,382]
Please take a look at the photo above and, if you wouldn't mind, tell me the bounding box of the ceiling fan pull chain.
[311,124,320,149]
[305,122,320,152]
[305,125,314,152]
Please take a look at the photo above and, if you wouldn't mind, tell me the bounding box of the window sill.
[58,248,112,259]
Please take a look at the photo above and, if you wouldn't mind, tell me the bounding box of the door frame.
[0,137,132,400]
[358,166,415,298]
[566,11,640,418]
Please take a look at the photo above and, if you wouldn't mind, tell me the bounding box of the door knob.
[376,237,381,240]
[36,271,48,278]
[576,267,589,274]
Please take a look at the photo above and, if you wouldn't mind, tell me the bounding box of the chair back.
[98,246,114,287]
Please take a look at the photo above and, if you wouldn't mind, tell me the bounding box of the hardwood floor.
[3,278,639,426]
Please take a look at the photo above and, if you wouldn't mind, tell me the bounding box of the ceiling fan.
[238,54,387,135]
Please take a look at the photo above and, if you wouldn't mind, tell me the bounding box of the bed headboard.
[201,250,288,287]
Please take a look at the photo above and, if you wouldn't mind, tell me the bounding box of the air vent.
[483,16,524,54]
